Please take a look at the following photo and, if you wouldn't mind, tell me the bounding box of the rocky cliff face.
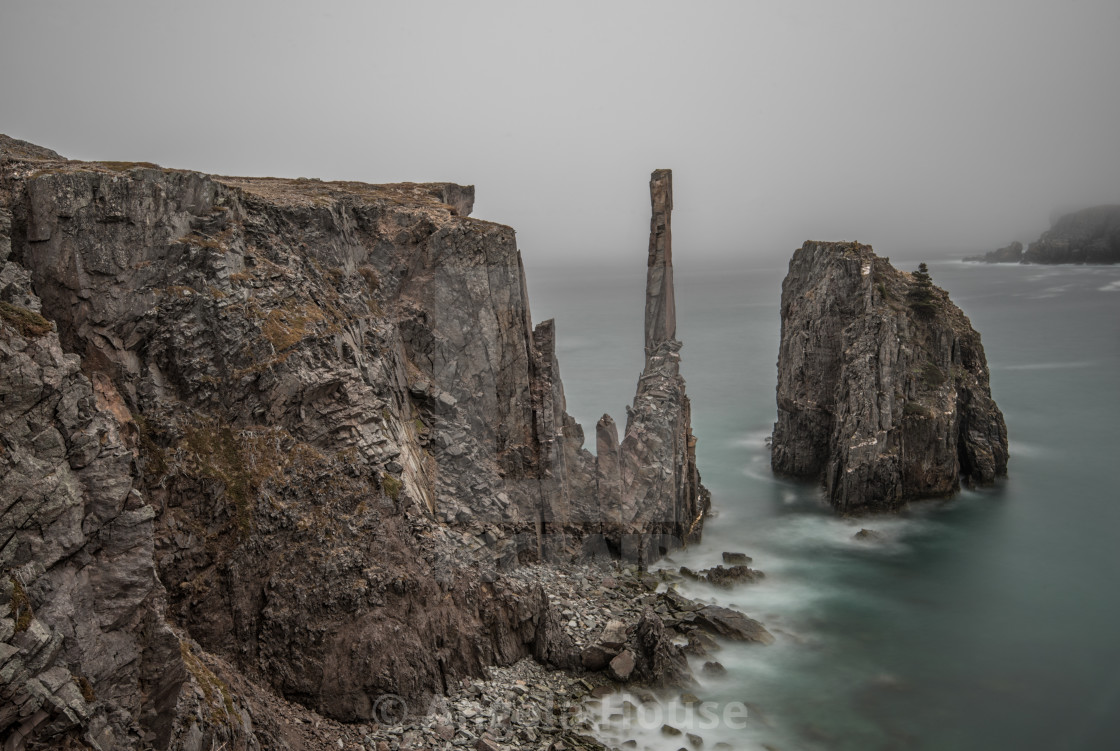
[771,242,1008,512]
[1023,205,1120,264]
[1,139,705,749]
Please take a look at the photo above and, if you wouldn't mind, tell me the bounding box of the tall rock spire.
[599,167,707,563]
[644,169,677,354]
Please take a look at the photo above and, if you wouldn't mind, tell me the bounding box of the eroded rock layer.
[772,242,1008,512]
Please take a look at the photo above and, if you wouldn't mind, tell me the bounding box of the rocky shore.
[198,558,770,751]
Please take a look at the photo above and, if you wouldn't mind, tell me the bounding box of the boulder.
[599,619,629,650]
[702,661,727,676]
[629,609,694,688]
[700,565,764,588]
[682,605,774,645]
[608,650,636,682]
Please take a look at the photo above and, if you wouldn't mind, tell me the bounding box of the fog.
[3,0,1119,266]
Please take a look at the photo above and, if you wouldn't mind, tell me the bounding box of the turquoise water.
[527,255,1120,750]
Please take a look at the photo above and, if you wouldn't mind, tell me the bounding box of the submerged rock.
[854,528,885,542]
[678,564,762,587]
[702,564,764,588]
[771,242,1008,512]
[683,605,774,645]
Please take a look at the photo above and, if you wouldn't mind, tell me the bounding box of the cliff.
[0,138,705,749]
[771,242,1008,512]
[1023,205,1120,264]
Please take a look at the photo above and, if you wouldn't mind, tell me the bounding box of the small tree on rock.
[908,262,937,317]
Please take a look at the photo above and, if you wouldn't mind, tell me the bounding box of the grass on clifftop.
[98,160,161,171]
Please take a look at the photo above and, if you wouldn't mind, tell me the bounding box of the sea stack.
[601,169,709,560]
[771,242,1008,512]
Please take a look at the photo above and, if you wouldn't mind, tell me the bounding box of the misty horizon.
[4,1,1119,267]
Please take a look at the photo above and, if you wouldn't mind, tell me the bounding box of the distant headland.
[965,204,1120,264]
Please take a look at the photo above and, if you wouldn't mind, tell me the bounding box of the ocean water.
[526,254,1120,751]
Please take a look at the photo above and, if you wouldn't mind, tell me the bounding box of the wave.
[997,360,1097,371]
[1029,284,1074,299]
[1008,440,1050,459]
[763,513,922,555]
[730,429,774,449]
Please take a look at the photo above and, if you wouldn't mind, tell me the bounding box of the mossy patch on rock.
[73,675,96,703]
[381,473,402,501]
[177,420,324,539]
[261,301,326,352]
[9,576,33,633]
[0,301,52,338]
[180,641,238,725]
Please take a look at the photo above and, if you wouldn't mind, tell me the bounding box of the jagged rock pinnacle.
[644,169,677,354]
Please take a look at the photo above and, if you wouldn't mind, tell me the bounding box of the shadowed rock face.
[1024,205,1120,264]
[772,242,1008,512]
[1,139,706,748]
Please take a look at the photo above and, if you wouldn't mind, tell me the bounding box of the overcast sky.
[3,0,1119,266]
